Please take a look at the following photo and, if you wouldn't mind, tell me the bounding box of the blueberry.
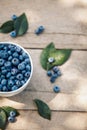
[1,75,5,79]
[0,44,4,49]
[24,71,30,78]
[6,72,11,78]
[8,56,13,61]
[8,116,15,123]
[1,79,7,85]
[1,69,7,75]
[25,58,30,64]
[11,86,18,91]
[26,65,31,71]
[35,26,45,35]
[15,46,22,53]
[11,14,17,20]
[15,80,22,87]
[2,86,8,92]
[50,76,56,83]
[18,63,25,70]
[53,66,59,73]
[21,80,25,85]
[47,71,52,77]
[10,111,16,117]
[22,52,28,59]
[48,57,55,63]
[10,31,17,38]
[13,52,19,58]
[12,58,19,66]
[57,70,62,76]
[19,55,24,61]
[11,68,18,75]
[52,73,58,79]
[53,86,60,93]
[1,66,5,70]
[0,84,3,91]
[22,70,26,74]
[0,59,5,66]
[8,80,14,87]
[8,50,12,55]
[5,61,11,68]
[10,76,15,80]
[16,74,23,80]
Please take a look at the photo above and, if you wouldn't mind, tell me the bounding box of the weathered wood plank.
[7,110,87,130]
[0,33,87,49]
[0,0,87,35]
[1,92,87,111]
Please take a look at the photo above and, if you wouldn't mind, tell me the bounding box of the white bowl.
[0,42,33,97]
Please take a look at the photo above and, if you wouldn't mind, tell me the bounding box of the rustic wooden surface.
[0,0,87,130]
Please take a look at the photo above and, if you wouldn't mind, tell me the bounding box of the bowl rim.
[0,42,33,95]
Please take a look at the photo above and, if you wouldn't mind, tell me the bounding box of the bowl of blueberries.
[0,42,33,97]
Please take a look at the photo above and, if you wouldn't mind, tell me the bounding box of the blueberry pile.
[8,111,16,123]
[0,43,31,92]
[47,66,61,83]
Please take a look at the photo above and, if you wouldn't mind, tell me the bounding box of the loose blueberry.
[50,76,56,83]
[53,86,60,93]
[48,57,55,63]
[53,66,59,73]
[47,71,52,77]
[10,31,17,38]
[35,26,45,35]
[57,70,62,76]
[8,116,15,123]
[11,14,17,20]
[10,111,16,117]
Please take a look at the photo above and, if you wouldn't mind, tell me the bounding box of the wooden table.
[0,0,87,129]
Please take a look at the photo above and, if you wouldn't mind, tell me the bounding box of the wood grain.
[7,110,87,130]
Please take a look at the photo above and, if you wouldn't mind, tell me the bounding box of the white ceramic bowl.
[0,42,33,97]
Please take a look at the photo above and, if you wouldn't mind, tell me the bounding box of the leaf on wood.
[34,99,51,120]
[14,13,28,36]
[0,20,14,33]
[0,109,7,130]
[40,43,72,70]
[2,106,20,117]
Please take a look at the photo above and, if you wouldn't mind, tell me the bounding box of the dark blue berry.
[11,14,17,20]
[13,52,19,58]
[10,111,16,117]
[2,86,8,92]
[15,46,22,53]
[53,86,60,93]
[24,71,30,78]
[48,57,55,63]
[18,63,25,70]
[57,70,62,76]
[47,71,52,77]
[50,77,56,83]
[19,55,24,61]
[6,72,11,78]
[15,80,22,87]
[8,50,12,55]
[53,66,59,73]
[8,80,14,87]
[12,58,19,66]
[26,65,31,71]
[0,59,5,66]
[16,74,23,80]
[1,79,7,85]
[21,80,25,85]
[1,69,7,75]
[8,116,15,123]
[5,61,11,68]
[8,56,13,61]
[11,68,18,75]
[0,84,3,91]
[10,31,16,38]
[11,86,18,91]
[35,26,45,35]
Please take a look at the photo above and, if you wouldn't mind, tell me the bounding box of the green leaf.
[40,43,72,70]
[47,49,72,70]
[40,42,55,70]
[0,109,7,130]
[34,99,51,120]
[14,13,28,36]
[0,20,14,33]
[2,106,19,117]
